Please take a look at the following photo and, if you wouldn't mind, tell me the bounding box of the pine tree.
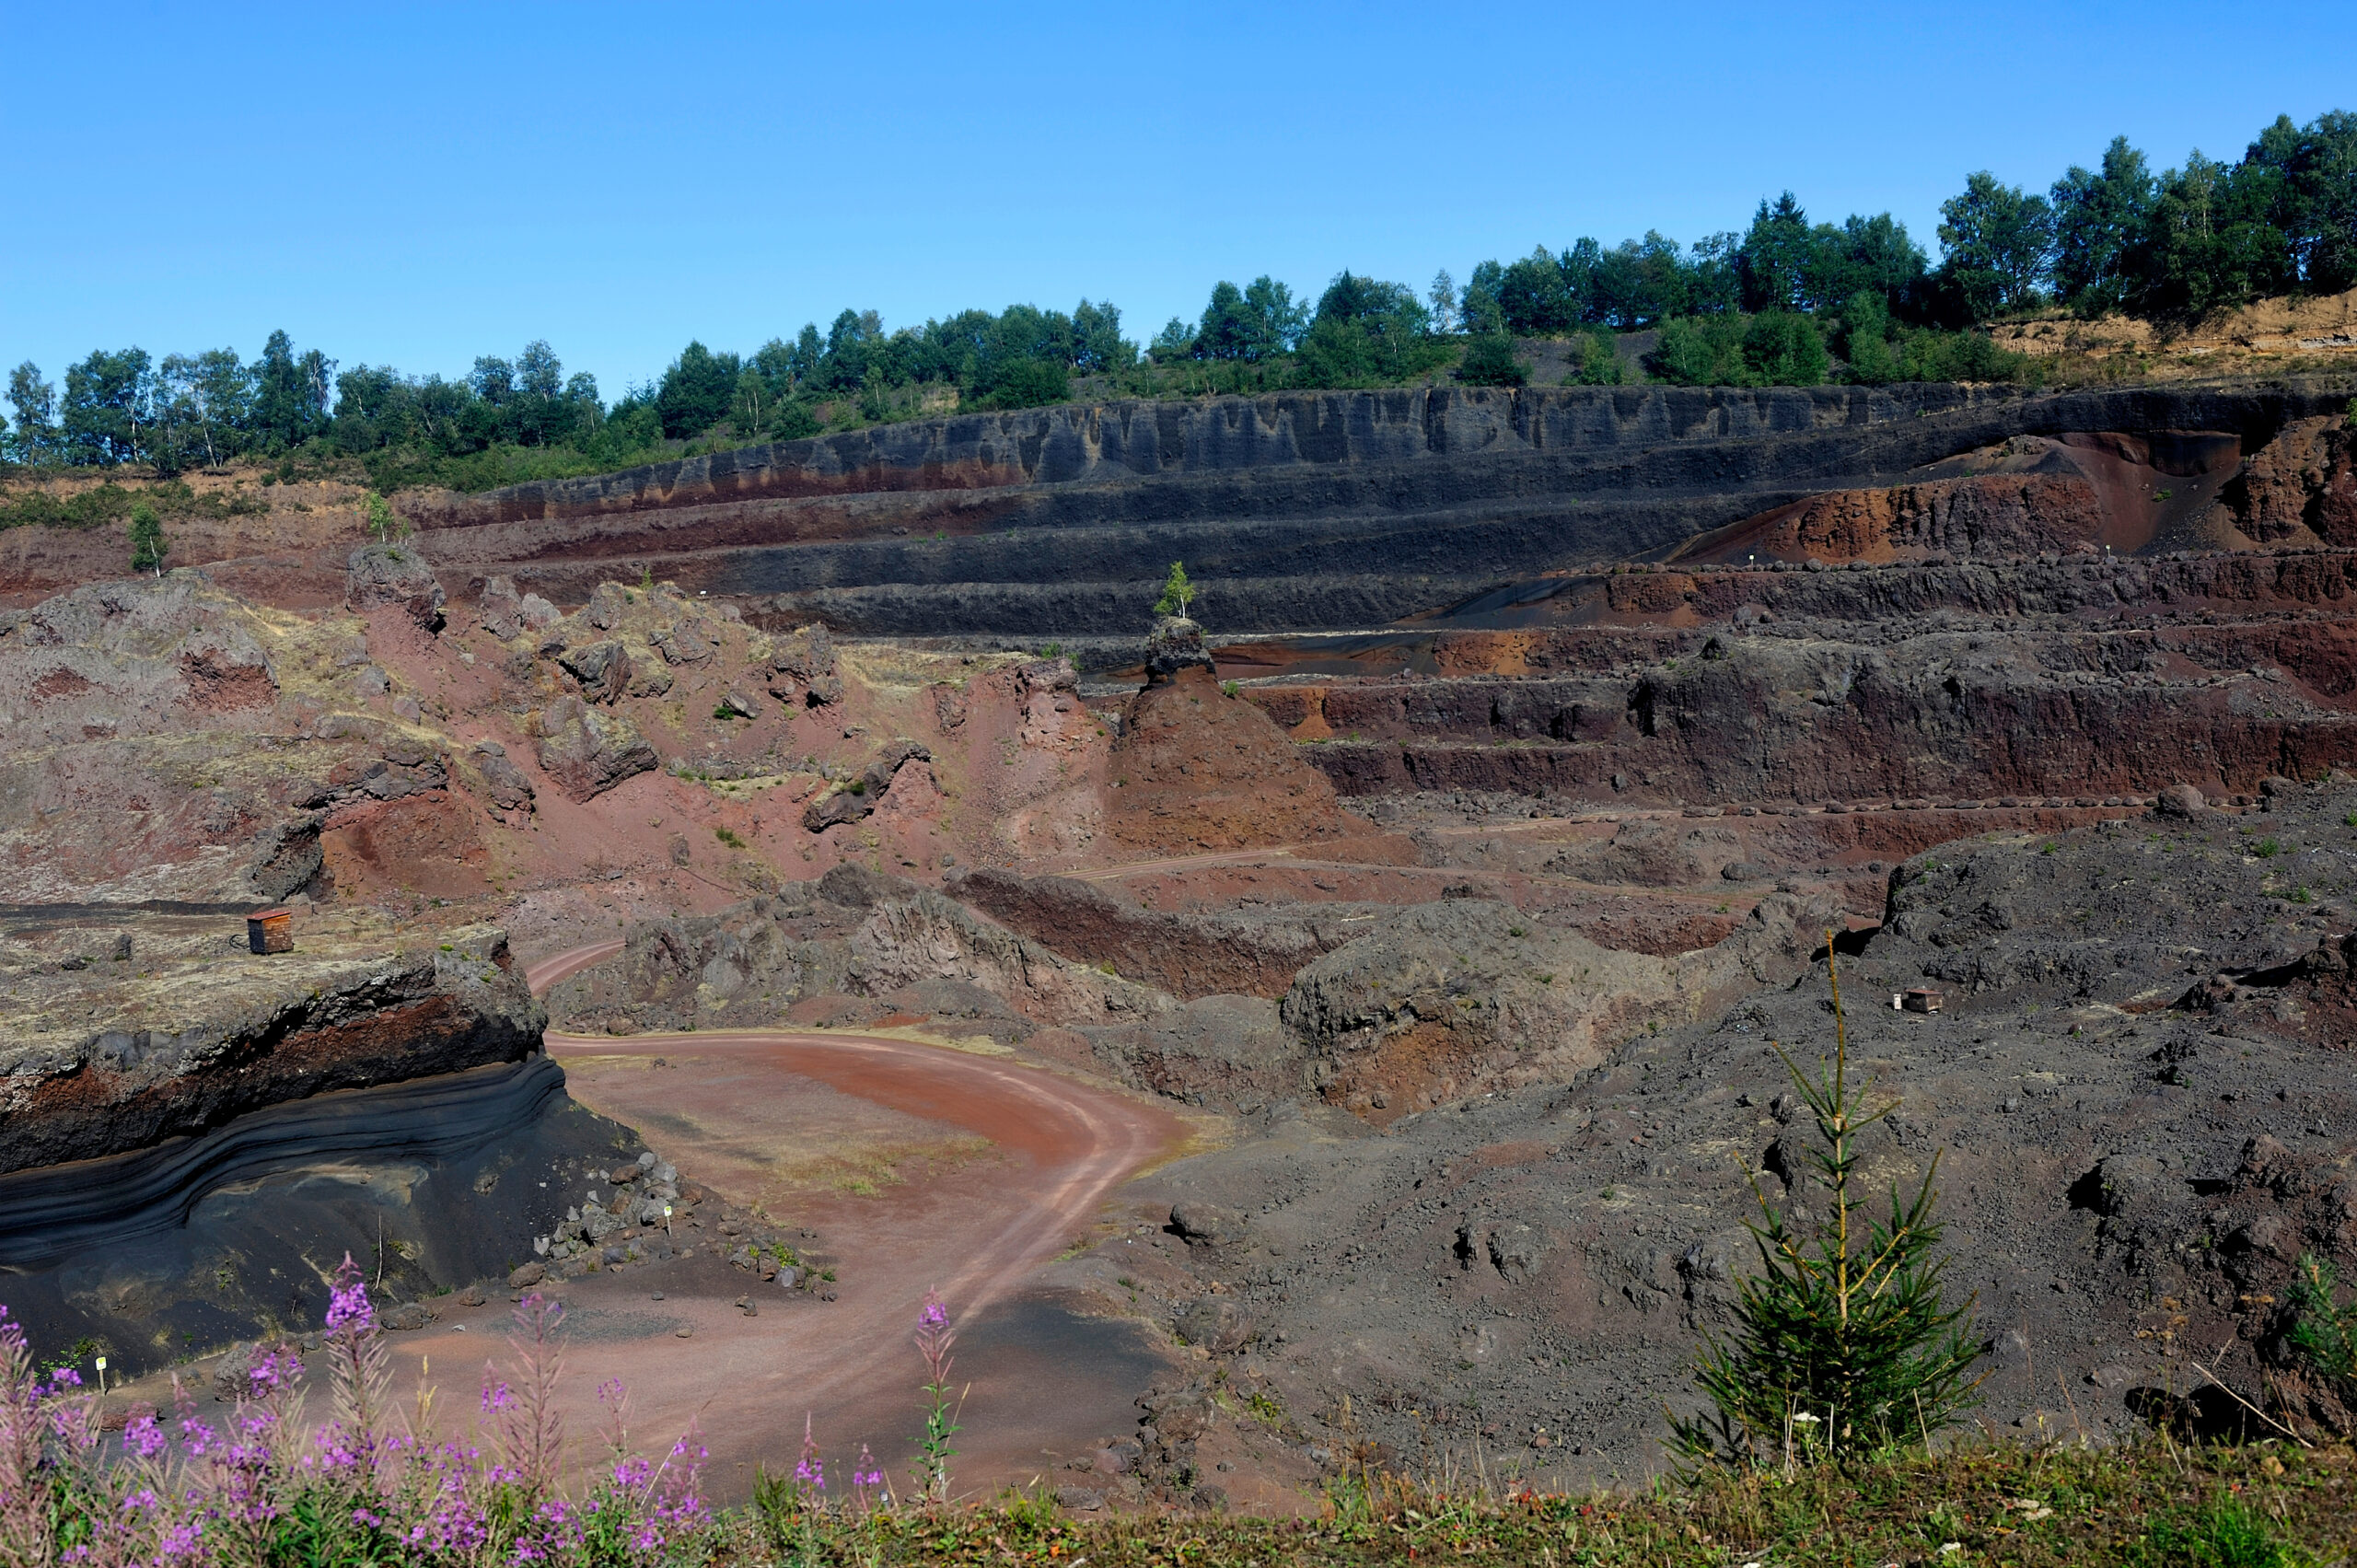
[128,503,168,576]
[1671,936,1983,1468]
[1153,561,1197,619]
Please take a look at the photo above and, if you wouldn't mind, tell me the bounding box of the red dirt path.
[383,946,1194,1500]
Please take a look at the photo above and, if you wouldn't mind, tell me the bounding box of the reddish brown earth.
[389,943,1201,1501]
[1104,667,1409,860]
[473,1022,1190,1501]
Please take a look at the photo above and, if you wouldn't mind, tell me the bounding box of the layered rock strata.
[0,909,628,1372]
[400,382,2353,637]
[1241,547,2357,808]
[0,916,542,1175]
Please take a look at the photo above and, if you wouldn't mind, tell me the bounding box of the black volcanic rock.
[0,919,544,1177]
[1144,616,1214,684]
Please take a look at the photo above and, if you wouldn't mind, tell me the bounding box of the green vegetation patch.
[726,1441,2352,1566]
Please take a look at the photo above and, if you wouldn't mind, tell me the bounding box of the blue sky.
[3,0,2350,401]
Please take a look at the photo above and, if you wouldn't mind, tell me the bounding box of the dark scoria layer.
[408,381,2355,636]
[0,920,543,1175]
[0,1058,635,1375]
[0,911,642,1369]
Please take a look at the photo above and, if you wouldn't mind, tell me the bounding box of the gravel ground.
[1075,778,2357,1491]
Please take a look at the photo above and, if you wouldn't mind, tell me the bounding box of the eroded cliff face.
[416,385,2007,527]
[1236,543,2357,809]
[396,382,2354,638]
[0,909,631,1373]
[0,915,542,1175]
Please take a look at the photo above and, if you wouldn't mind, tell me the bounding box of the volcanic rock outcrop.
[345,540,447,631]
[2217,413,2357,543]
[951,866,1364,1000]
[1107,666,1383,856]
[0,907,627,1370]
[0,916,541,1174]
[542,865,1170,1040]
[536,695,659,800]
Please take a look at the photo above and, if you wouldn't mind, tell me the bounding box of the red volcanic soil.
[1106,667,1413,862]
[365,950,1195,1502]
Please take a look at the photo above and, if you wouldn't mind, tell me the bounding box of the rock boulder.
[345,542,446,632]
[556,639,631,704]
[1144,616,1214,684]
[769,624,842,706]
[801,740,932,831]
[536,696,658,801]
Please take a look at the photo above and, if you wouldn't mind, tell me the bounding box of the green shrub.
[128,502,168,575]
[1563,328,1622,385]
[971,356,1069,411]
[0,482,138,530]
[1741,311,1829,386]
[1650,315,1751,385]
[1455,331,1527,387]
[363,489,405,541]
[1154,561,1196,618]
[2287,1252,2357,1395]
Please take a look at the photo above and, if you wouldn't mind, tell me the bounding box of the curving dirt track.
[525,940,626,995]
[392,944,1191,1499]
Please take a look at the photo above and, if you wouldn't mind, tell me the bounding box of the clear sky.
[3,0,2350,401]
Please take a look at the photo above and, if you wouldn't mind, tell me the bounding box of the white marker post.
[94,1354,106,1395]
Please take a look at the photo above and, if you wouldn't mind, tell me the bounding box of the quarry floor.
[524,946,1198,1501]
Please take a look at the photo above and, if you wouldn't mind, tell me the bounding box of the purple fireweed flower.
[324,1251,377,1338]
[179,1414,218,1457]
[482,1376,515,1415]
[155,1520,206,1562]
[124,1410,168,1461]
[247,1344,303,1391]
[794,1411,826,1493]
[914,1285,957,1387]
[852,1441,885,1506]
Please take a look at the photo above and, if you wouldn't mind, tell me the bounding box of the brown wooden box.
[247,907,293,955]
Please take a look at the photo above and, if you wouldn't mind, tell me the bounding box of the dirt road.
[390,944,1191,1499]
